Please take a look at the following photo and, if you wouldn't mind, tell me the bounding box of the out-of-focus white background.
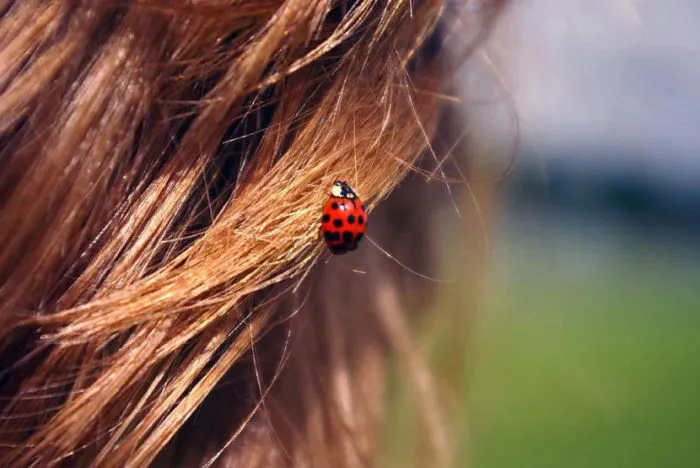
[504,0,700,184]
[468,0,700,184]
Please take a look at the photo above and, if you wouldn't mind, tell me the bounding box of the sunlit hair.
[0,1,504,466]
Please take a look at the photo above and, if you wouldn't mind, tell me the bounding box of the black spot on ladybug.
[355,233,364,243]
[347,214,355,224]
[324,231,340,242]
[331,202,339,210]
[342,231,353,244]
[333,219,343,228]
[357,215,364,225]
[322,214,330,223]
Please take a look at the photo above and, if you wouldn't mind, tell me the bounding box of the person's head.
[0,1,504,465]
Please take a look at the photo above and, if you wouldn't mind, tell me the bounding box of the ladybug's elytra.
[321,180,366,255]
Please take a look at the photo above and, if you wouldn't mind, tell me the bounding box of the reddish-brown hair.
[0,1,504,466]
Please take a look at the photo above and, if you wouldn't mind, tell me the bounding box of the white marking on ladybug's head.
[331,180,357,199]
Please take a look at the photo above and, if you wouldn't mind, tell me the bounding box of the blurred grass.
[466,273,700,468]
[381,213,700,468]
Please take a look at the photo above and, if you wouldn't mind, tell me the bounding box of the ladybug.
[320,180,367,255]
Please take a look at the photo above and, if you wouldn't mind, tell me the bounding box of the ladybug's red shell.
[321,182,366,255]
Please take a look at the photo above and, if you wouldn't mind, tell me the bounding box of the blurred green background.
[462,206,700,468]
[382,203,700,468]
[382,1,700,466]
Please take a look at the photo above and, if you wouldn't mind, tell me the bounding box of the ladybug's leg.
[329,244,348,255]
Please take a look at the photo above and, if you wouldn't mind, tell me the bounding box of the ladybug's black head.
[331,180,358,199]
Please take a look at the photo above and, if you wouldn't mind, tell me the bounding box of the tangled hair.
[0,0,505,466]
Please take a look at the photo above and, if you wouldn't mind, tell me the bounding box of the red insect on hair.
[320,180,367,255]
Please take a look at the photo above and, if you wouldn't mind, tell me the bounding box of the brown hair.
[0,1,504,466]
